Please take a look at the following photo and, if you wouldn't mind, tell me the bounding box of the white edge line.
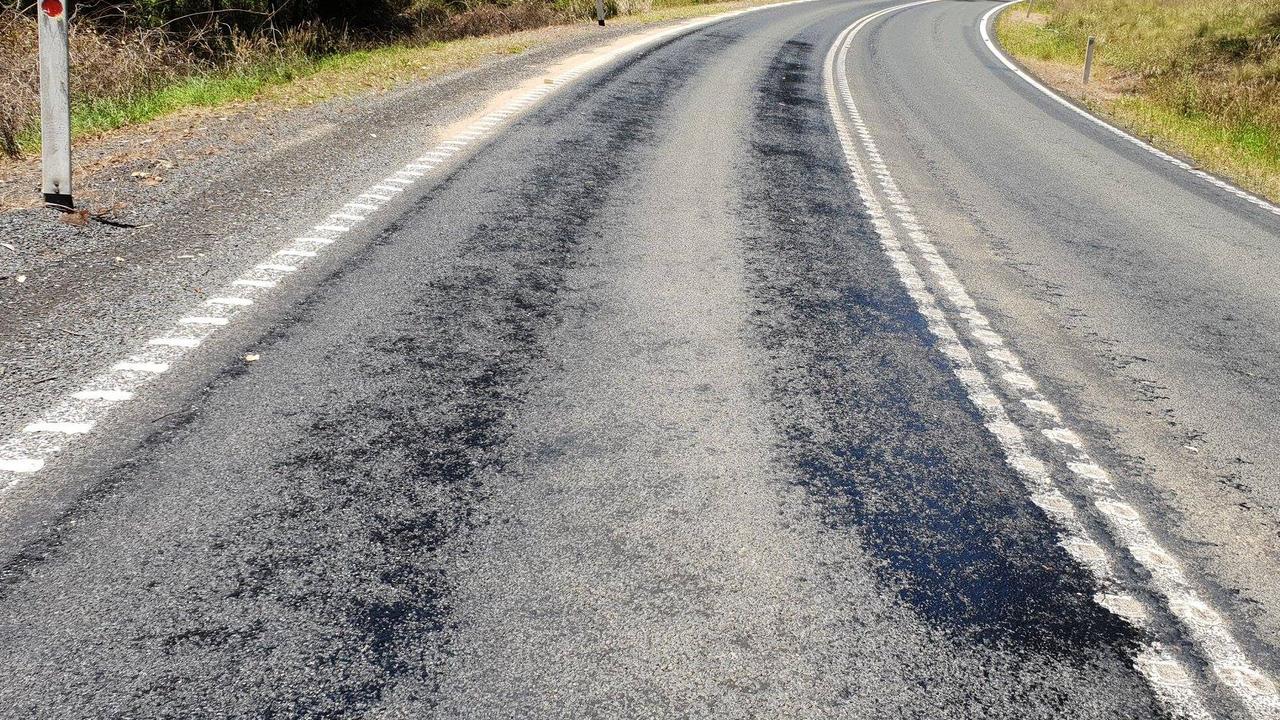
[24,422,93,434]
[72,390,134,401]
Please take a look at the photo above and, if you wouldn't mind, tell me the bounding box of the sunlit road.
[1,1,1277,717]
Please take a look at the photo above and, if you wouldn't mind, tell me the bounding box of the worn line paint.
[179,317,230,326]
[72,390,134,401]
[148,338,202,348]
[0,457,44,473]
[981,0,1280,218]
[23,422,92,434]
[112,361,169,373]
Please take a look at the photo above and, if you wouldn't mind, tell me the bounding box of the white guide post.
[595,0,606,26]
[38,0,73,208]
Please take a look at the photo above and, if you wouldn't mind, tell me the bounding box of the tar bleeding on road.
[748,36,1134,655]
[0,0,1277,717]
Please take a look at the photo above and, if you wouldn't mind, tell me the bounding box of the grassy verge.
[995,0,1280,203]
[18,61,308,153]
[3,0,757,157]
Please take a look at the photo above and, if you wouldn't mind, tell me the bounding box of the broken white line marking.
[180,317,230,326]
[0,457,44,473]
[113,361,170,373]
[148,338,202,348]
[72,390,135,401]
[24,422,93,434]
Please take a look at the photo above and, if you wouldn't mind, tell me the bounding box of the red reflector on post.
[41,0,64,17]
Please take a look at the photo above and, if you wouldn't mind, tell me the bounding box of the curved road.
[0,1,1276,717]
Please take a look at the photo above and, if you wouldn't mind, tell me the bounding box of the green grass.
[995,0,1280,202]
[12,52,324,154]
[996,6,1079,62]
[72,64,305,143]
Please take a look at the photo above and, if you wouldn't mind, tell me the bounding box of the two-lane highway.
[0,0,1276,717]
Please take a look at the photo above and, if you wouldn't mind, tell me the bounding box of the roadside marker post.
[38,0,74,208]
[1083,35,1095,85]
[595,0,606,26]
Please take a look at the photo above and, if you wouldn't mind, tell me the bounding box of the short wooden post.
[38,0,73,208]
[1083,35,1096,85]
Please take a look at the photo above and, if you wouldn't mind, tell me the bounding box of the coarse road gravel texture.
[0,0,1274,717]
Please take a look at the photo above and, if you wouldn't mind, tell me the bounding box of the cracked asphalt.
[0,0,1276,717]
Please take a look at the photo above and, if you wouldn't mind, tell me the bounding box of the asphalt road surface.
[1,0,1277,717]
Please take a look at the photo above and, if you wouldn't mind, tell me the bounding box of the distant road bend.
[1,0,1279,718]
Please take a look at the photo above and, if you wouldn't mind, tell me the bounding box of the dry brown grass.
[418,2,566,42]
[0,8,208,156]
[0,1,572,159]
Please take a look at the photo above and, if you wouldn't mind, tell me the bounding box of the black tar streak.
[739,38,1142,657]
